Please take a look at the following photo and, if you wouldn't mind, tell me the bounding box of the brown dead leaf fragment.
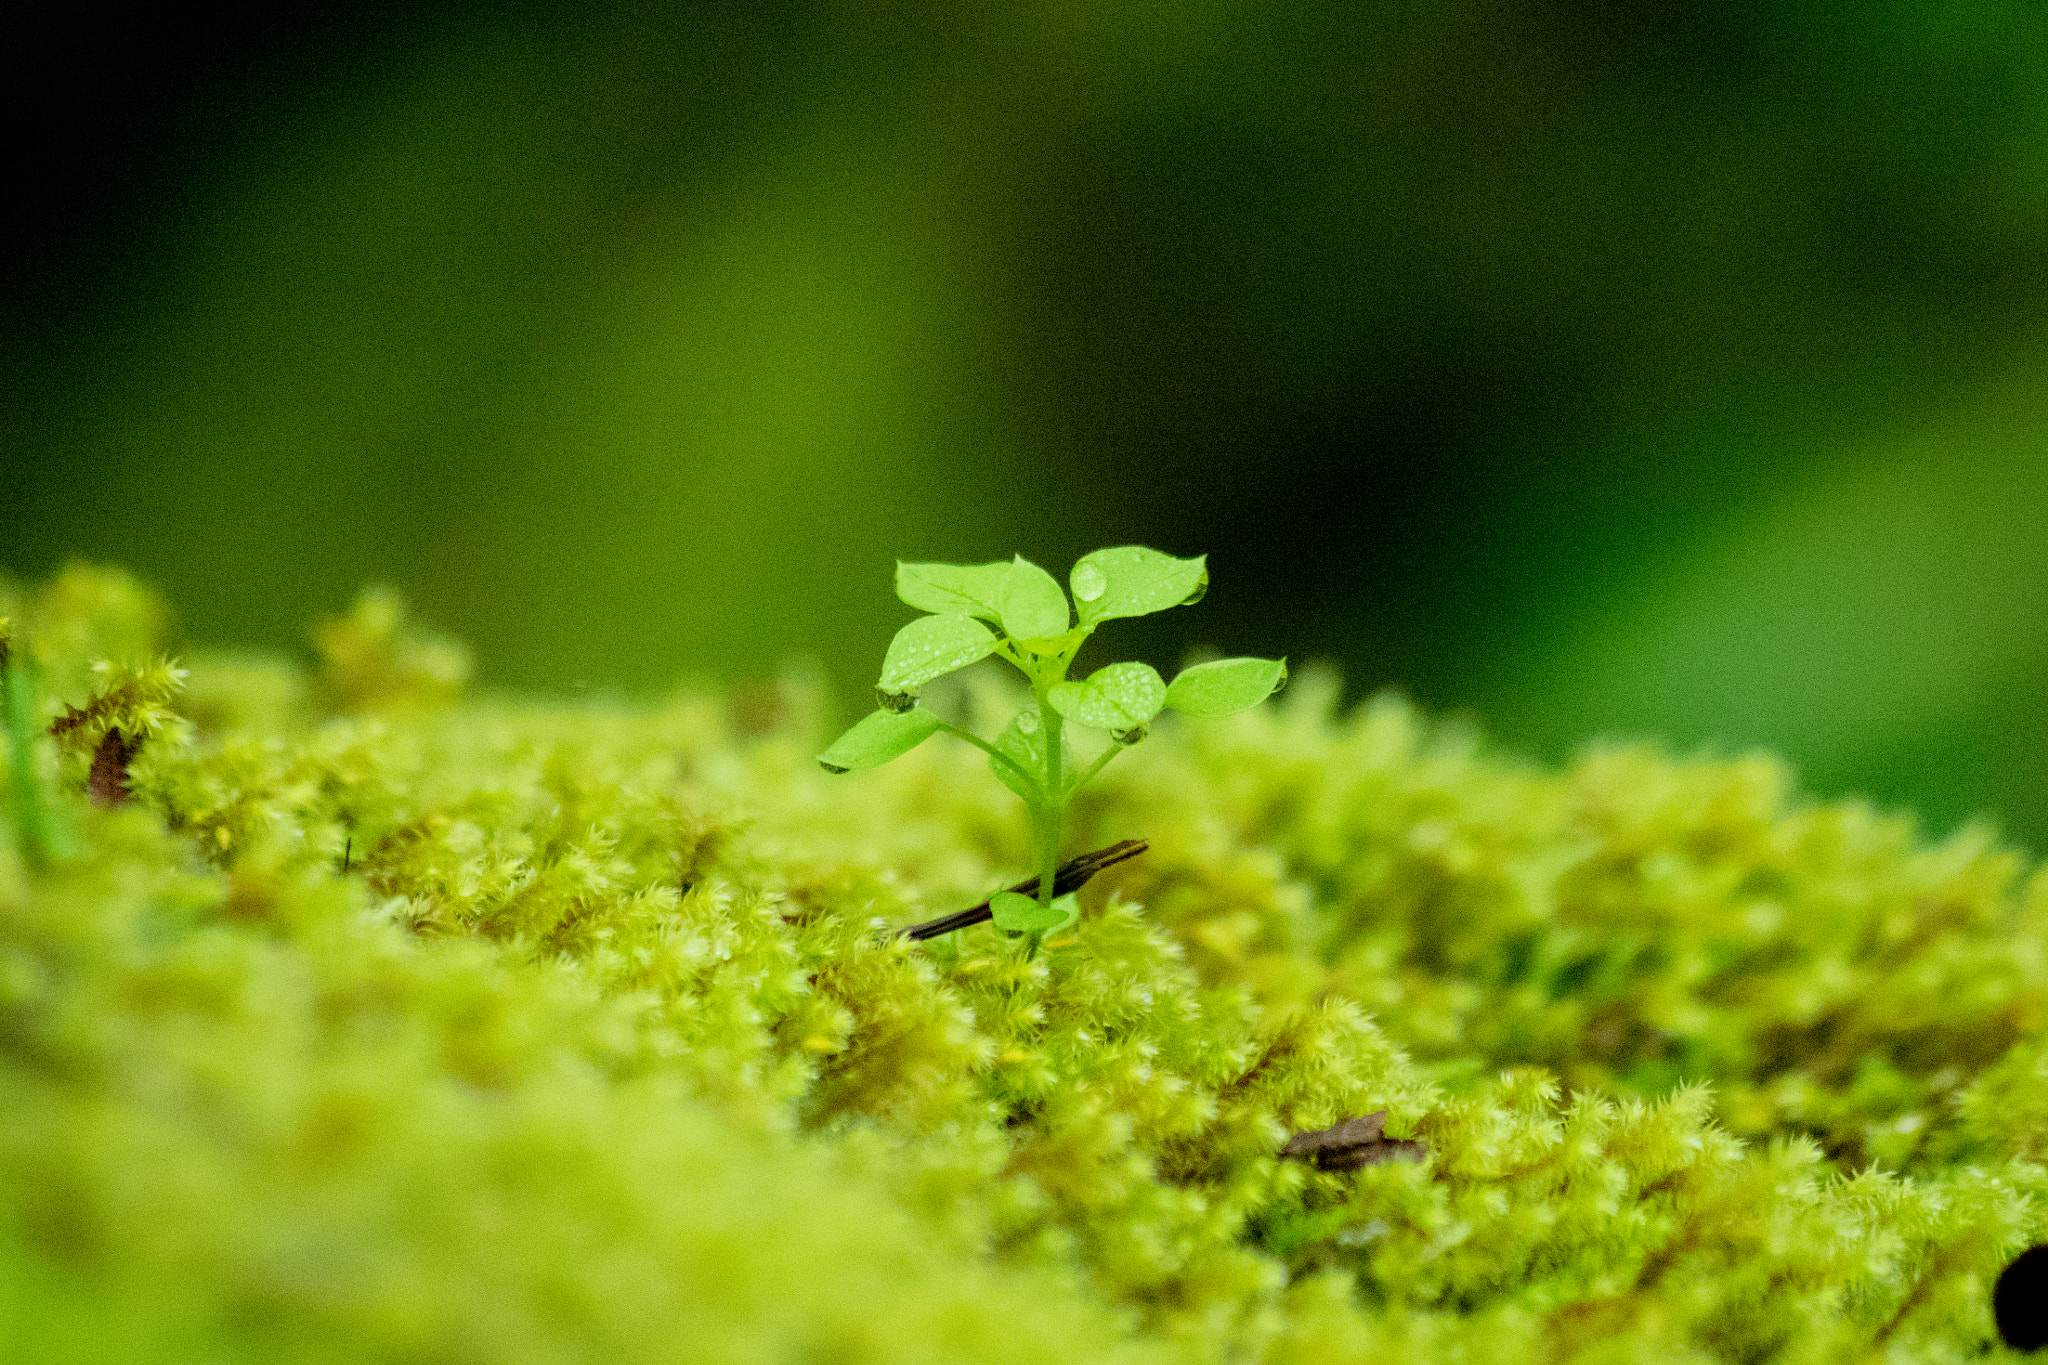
[86,727,141,807]
[1280,1110,1427,1171]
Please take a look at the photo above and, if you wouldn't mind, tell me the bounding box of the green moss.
[2,563,2045,1362]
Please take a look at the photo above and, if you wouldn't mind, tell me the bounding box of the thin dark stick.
[341,835,352,875]
[901,838,1149,941]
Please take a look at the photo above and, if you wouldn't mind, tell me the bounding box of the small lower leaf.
[990,890,1074,934]
[817,707,943,772]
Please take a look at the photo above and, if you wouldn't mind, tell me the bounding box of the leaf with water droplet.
[1047,661,1166,733]
[998,556,1070,642]
[1164,656,1287,717]
[1069,547,1207,626]
[878,614,998,692]
[895,560,1014,620]
[817,706,943,772]
[990,704,1060,803]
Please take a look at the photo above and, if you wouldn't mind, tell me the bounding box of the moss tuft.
[1,565,2043,1362]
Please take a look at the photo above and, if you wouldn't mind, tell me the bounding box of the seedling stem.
[818,548,1286,955]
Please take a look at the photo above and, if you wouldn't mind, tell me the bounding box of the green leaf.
[997,556,1070,642]
[989,704,1058,803]
[1047,661,1167,732]
[895,560,1013,619]
[817,707,944,773]
[877,614,998,694]
[1069,547,1208,626]
[990,890,1078,935]
[1164,656,1288,717]
[1015,627,1090,666]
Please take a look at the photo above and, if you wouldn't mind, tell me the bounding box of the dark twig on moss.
[901,838,1149,941]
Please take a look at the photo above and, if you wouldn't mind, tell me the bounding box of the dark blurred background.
[6,3,2047,842]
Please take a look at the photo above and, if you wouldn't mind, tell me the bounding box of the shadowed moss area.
[3,562,2046,1363]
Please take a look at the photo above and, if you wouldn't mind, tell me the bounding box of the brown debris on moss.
[84,726,141,806]
[1280,1109,1428,1170]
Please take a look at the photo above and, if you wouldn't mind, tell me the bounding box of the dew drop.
[818,760,850,775]
[1271,661,1288,693]
[876,687,917,714]
[1180,570,1210,607]
[1072,562,1107,602]
[1016,710,1040,734]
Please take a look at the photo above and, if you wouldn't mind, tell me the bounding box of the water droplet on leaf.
[1073,562,1107,602]
[1271,661,1288,692]
[876,688,917,714]
[1180,570,1210,607]
[1017,710,1040,734]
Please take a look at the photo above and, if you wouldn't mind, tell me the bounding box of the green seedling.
[818,548,1285,953]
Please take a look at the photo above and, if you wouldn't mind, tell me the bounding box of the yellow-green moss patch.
[2,564,2045,1362]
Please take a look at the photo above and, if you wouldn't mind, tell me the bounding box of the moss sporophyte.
[817,549,1285,954]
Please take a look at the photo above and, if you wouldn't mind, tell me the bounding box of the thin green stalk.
[934,720,1039,794]
[1038,700,1064,912]
[1066,741,1121,798]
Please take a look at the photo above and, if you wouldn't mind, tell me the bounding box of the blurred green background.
[6,2,2047,842]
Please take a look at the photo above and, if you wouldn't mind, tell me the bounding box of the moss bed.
[3,564,2046,1363]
